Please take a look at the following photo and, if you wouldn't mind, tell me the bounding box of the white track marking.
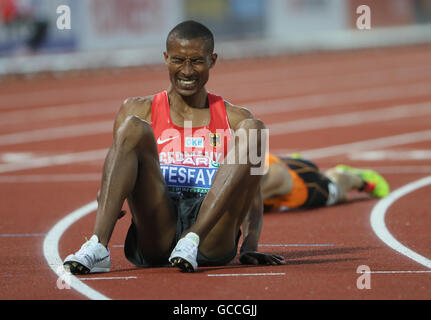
[1,165,430,185]
[207,273,286,277]
[0,233,46,237]
[365,270,431,274]
[2,54,431,110]
[258,244,334,247]
[0,173,100,183]
[267,101,431,135]
[1,129,431,175]
[0,152,35,162]
[42,200,110,300]
[2,81,430,127]
[110,243,334,248]
[1,100,431,146]
[349,150,431,161]
[351,166,431,174]
[80,276,137,281]
[0,149,107,174]
[293,129,431,160]
[370,176,431,269]
[249,81,431,115]
[0,100,119,126]
[0,121,112,146]
[319,166,431,174]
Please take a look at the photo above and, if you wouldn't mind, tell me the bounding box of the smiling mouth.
[177,78,198,88]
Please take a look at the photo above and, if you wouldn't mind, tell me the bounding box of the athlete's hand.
[239,251,285,265]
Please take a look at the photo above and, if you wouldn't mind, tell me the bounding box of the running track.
[1,45,431,300]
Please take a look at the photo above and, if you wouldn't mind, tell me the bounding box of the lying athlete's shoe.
[289,152,303,159]
[63,235,110,275]
[169,232,199,272]
[335,164,390,198]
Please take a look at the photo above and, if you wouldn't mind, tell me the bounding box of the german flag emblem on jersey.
[209,133,221,147]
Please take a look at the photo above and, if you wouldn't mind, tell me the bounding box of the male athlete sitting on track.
[262,153,390,212]
[63,20,284,274]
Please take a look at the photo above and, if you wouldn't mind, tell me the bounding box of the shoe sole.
[64,261,110,275]
[64,261,90,275]
[170,257,196,273]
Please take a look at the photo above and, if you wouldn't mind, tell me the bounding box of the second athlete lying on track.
[262,153,390,212]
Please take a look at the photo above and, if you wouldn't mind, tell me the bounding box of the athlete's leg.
[94,115,177,261]
[323,167,364,202]
[261,162,293,201]
[186,119,266,259]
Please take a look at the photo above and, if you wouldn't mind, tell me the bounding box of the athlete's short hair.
[166,20,214,53]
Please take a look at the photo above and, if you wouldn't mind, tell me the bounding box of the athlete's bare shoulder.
[224,100,255,130]
[113,95,154,134]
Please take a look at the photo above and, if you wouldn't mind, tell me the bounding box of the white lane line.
[2,81,430,127]
[249,81,431,115]
[0,173,100,183]
[365,270,431,274]
[0,99,119,127]
[353,166,431,174]
[110,243,334,248]
[42,200,110,300]
[2,129,431,175]
[349,149,431,161]
[258,244,334,247]
[268,101,431,135]
[318,166,431,175]
[293,129,431,160]
[0,233,46,237]
[3,53,431,111]
[0,149,107,174]
[1,100,431,146]
[370,176,431,269]
[2,165,431,185]
[0,121,112,146]
[207,273,286,277]
[80,276,137,281]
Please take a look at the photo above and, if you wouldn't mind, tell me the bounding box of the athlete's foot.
[63,235,111,275]
[169,232,199,272]
[335,165,390,198]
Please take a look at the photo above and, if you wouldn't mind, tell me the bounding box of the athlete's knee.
[234,119,267,172]
[237,118,265,131]
[115,115,154,151]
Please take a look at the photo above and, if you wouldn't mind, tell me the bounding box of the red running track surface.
[0,45,431,300]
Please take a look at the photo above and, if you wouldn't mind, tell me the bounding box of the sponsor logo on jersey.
[185,137,204,148]
[209,133,221,147]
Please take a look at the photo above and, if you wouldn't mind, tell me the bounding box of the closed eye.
[171,57,185,64]
[191,58,205,65]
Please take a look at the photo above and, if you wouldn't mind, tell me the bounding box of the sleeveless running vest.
[151,90,232,194]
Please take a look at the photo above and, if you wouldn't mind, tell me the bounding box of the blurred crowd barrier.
[1,0,430,74]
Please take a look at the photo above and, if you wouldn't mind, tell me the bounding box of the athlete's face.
[164,37,217,97]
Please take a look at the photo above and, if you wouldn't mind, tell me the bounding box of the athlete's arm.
[239,188,263,253]
[226,102,284,265]
[239,187,284,265]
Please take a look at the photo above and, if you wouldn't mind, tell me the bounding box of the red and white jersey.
[151,90,232,194]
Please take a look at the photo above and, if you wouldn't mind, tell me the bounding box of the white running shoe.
[63,235,110,275]
[169,232,200,272]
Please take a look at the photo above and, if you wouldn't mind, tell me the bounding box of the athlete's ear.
[210,53,218,68]
[163,51,169,65]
